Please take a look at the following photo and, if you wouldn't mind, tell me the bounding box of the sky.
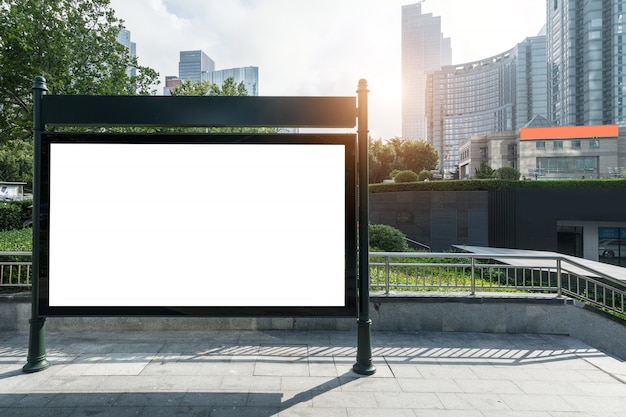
[109,0,547,139]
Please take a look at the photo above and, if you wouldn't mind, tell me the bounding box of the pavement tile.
[1,330,626,417]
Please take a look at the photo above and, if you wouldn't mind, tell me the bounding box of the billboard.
[38,133,357,316]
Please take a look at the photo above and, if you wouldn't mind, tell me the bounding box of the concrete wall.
[3,292,625,360]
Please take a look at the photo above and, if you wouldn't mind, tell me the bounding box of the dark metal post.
[23,76,50,373]
[353,79,375,375]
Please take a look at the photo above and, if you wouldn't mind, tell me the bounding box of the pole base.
[352,361,376,375]
[23,317,49,373]
[23,358,50,373]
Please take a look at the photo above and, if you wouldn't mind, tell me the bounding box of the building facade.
[117,29,136,77]
[204,66,259,96]
[178,50,215,83]
[402,2,451,142]
[427,36,548,175]
[547,0,626,126]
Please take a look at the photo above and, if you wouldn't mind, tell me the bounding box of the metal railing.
[370,252,626,319]
[2,251,625,319]
[0,252,32,288]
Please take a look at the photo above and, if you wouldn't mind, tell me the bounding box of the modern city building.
[163,76,182,96]
[178,50,215,83]
[547,0,626,126]
[458,123,626,180]
[427,35,548,175]
[117,29,136,77]
[204,66,259,96]
[402,2,451,142]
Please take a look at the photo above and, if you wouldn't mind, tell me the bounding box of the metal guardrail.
[2,251,625,319]
[0,252,32,288]
[370,252,626,319]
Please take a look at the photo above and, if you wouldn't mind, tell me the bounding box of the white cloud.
[109,0,545,139]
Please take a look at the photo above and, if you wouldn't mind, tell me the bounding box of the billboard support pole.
[353,79,375,375]
[23,76,50,373]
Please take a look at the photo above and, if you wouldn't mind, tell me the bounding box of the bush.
[394,170,418,183]
[0,227,32,251]
[369,223,408,252]
[494,166,521,180]
[0,200,32,232]
[418,170,433,181]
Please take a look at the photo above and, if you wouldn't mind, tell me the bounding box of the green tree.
[170,80,213,96]
[0,0,159,142]
[494,166,521,180]
[0,140,33,188]
[474,161,495,179]
[368,137,396,183]
[399,140,439,173]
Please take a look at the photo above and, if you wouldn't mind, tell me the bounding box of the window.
[589,139,600,149]
[536,141,546,150]
[571,139,581,149]
[553,140,563,149]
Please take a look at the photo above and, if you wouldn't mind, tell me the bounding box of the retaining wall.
[2,292,625,360]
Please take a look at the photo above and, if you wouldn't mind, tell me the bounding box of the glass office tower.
[427,36,548,174]
[402,2,451,141]
[178,50,215,83]
[548,0,626,126]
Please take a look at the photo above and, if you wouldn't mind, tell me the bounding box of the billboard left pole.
[23,76,50,373]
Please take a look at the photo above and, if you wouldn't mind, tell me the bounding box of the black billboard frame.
[24,76,375,376]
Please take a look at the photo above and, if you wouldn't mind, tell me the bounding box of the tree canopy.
[369,137,439,183]
[170,78,248,97]
[0,0,159,143]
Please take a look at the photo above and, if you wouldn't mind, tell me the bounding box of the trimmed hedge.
[370,178,626,193]
[0,200,32,232]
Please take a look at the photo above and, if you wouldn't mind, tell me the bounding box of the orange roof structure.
[519,124,618,140]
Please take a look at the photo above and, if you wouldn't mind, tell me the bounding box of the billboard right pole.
[353,79,376,375]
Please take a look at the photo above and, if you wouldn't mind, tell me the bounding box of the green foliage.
[169,78,278,134]
[0,227,32,251]
[0,202,25,231]
[394,170,418,183]
[494,166,521,180]
[368,137,439,183]
[418,170,433,181]
[370,178,626,193]
[0,0,159,142]
[474,161,495,179]
[0,140,33,188]
[170,77,249,97]
[369,223,408,252]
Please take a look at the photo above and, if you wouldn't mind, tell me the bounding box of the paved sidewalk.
[1,330,626,416]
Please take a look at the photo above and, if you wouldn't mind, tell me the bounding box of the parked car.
[598,239,625,258]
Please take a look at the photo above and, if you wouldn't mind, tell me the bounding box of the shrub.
[418,169,433,181]
[394,170,418,183]
[494,166,521,180]
[0,202,24,231]
[369,223,408,252]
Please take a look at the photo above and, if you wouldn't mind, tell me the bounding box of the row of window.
[535,139,600,150]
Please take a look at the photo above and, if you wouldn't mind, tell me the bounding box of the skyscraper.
[178,50,215,83]
[402,2,451,141]
[117,29,136,77]
[205,66,259,96]
[426,35,548,174]
[547,0,626,126]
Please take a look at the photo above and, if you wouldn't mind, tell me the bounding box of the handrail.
[2,251,625,319]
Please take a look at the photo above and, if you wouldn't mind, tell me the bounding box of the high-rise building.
[178,50,215,83]
[426,36,548,174]
[402,2,451,141]
[205,66,259,96]
[117,29,136,77]
[547,0,626,126]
